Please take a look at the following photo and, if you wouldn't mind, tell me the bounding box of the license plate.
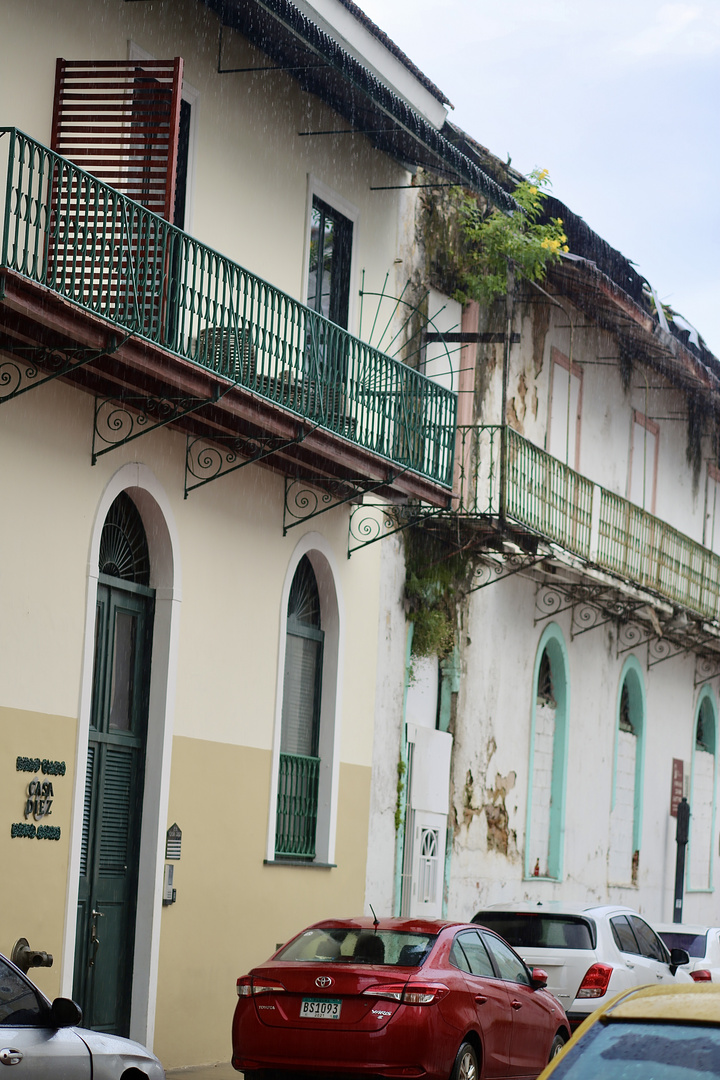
[300,998,342,1019]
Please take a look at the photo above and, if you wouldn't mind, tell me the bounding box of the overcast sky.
[357,0,720,356]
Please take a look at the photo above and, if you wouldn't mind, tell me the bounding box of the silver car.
[0,951,165,1078]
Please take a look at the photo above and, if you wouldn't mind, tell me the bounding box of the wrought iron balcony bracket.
[92,390,221,464]
[0,339,117,404]
[184,432,305,496]
[467,553,550,593]
[283,475,397,535]
[695,654,720,688]
[348,502,447,556]
[647,636,692,669]
[534,581,647,640]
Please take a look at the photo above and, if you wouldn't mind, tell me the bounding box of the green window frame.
[525,624,570,881]
[609,657,646,886]
[688,689,718,892]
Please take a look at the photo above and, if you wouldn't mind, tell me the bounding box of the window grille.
[537,649,555,705]
[619,682,634,733]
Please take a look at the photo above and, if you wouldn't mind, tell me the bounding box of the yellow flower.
[529,186,538,195]
[562,245,569,253]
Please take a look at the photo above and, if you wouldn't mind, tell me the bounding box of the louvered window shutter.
[51,57,183,220]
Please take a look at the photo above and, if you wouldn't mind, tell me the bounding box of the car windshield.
[659,932,708,958]
[550,1020,720,1080]
[474,913,594,950]
[276,929,436,966]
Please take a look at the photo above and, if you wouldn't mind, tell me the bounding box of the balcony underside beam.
[0,269,451,507]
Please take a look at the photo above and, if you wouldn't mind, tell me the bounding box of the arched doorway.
[72,491,155,1036]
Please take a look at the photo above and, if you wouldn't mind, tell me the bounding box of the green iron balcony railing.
[456,424,720,620]
[0,128,456,488]
[275,751,320,859]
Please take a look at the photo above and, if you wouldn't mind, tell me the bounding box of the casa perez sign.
[25,777,55,820]
[11,755,65,841]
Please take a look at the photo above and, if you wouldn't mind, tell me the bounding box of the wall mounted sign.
[11,755,65,841]
[166,823,182,860]
[670,758,684,817]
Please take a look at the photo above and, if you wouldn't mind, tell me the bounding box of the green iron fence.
[0,128,456,487]
[275,752,320,858]
[503,427,593,558]
[597,489,720,620]
[460,424,720,618]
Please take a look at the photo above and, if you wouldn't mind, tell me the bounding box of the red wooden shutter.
[51,57,183,220]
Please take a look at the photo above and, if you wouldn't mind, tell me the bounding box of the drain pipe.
[393,621,414,916]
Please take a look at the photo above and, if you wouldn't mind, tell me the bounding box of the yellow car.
[536,982,720,1080]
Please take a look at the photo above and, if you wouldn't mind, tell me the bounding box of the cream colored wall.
[0,362,381,1062]
[153,739,371,1068]
[0,0,408,334]
[0,707,76,1001]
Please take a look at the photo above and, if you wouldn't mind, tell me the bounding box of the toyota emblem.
[315,975,333,988]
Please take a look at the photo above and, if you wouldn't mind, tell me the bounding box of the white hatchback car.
[472,902,693,1029]
[656,923,720,981]
[0,951,165,1078]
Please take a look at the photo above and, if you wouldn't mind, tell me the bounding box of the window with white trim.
[275,556,324,859]
[689,693,716,890]
[628,410,659,512]
[608,666,644,886]
[526,630,569,881]
[547,347,582,469]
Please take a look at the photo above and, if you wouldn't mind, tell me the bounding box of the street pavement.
[166,1062,236,1080]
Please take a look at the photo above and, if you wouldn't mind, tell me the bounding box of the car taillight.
[402,984,449,1005]
[252,978,287,995]
[363,983,406,1001]
[236,976,287,997]
[363,983,448,1005]
[691,969,712,982]
[576,963,613,998]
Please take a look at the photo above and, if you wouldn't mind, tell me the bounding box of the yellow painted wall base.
[0,705,77,1000]
[153,736,371,1068]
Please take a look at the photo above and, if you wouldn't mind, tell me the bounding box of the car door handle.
[511,1000,522,1010]
[626,962,635,970]
[474,994,488,1005]
[0,1048,23,1066]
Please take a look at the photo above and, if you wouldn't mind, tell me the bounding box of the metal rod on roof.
[297,128,396,136]
[369,183,462,190]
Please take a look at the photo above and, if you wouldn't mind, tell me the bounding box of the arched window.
[608,660,645,886]
[689,691,717,891]
[526,627,569,880]
[275,556,324,858]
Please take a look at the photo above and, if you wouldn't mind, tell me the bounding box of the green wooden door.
[73,577,154,1035]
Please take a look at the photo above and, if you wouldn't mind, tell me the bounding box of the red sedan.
[232,917,570,1080]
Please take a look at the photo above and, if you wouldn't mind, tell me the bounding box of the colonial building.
[0,0,507,1066]
[366,135,720,930]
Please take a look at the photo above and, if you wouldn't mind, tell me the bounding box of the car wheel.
[549,1034,566,1061]
[451,1041,479,1080]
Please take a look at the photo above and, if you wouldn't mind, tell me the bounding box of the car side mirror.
[669,947,690,976]
[49,997,83,1028]
[530,967,548,989]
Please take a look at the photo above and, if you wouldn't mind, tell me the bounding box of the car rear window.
[659,931,708,958]
[550,1019,720,1080]
[275,928,436,966]
[473,913,595,950]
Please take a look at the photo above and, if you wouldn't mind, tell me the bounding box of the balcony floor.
[0,269,452,508]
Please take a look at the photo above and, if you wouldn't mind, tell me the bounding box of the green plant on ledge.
[405,527,476,661]
[455,168,568,306]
